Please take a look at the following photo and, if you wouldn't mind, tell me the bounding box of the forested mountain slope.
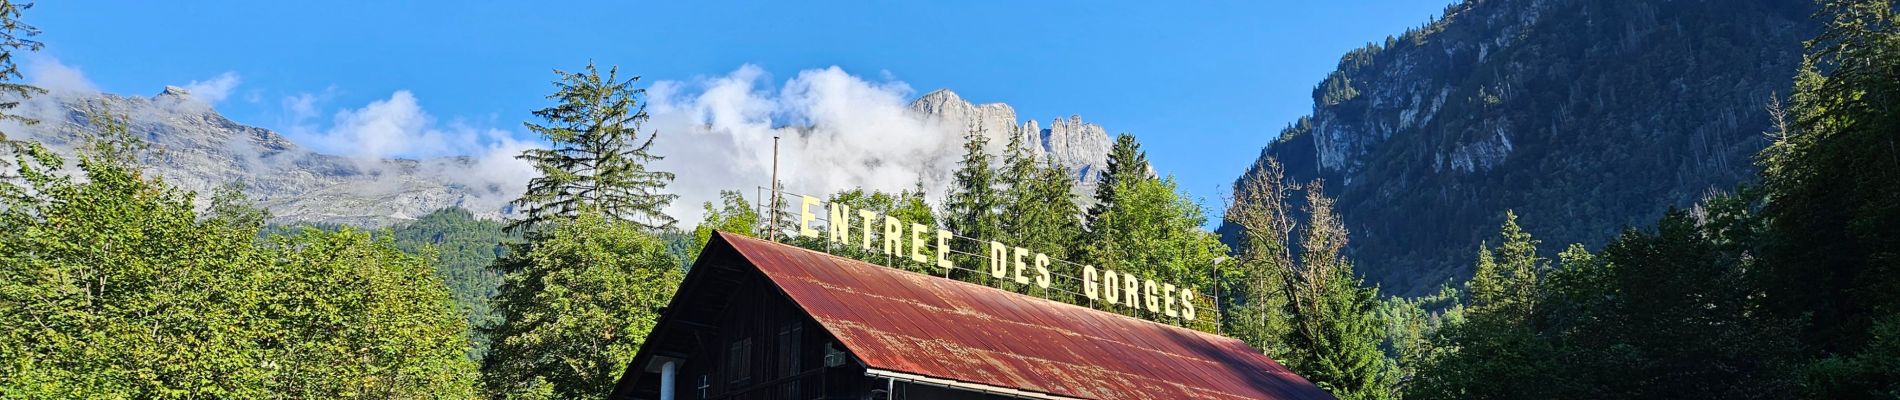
[1234,0,1818,295]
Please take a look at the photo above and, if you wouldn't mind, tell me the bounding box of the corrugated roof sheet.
[719,232,1334,400]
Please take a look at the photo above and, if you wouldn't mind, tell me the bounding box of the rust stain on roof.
[717,232,1334,400]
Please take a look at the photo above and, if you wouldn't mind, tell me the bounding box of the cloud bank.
[15,57,970,227]
[645,65,971,224]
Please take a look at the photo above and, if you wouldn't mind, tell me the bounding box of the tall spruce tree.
[1408,212,1554,399]
[510,62,677,233]
[1470,211,1542,317]
[1074,134,1222,327]
[0,0,41,141]
[943,126,1002,283]
[1085,133,1150,226]
[998,128,1084,297]
[1279,182,1395,400]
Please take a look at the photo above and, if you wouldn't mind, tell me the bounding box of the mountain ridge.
[1234,0,1817,295]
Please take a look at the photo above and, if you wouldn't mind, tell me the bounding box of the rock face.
[907,89,1112,199]
[1233,0,1817,295]
[10,88,516,227]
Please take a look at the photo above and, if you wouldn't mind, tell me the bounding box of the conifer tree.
[1758,0,1900,357]
[510,62,677,233]
[1469,211,1543,317]
[1408,211,1553,399]
[998,128,1085,296]
[943,125,1002,283]
[0,0,42,141]
[1085,133,1150,227]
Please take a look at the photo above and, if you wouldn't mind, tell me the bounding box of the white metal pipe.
[659,361,678,400]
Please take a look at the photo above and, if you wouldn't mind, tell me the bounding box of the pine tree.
[943,125,1002,283]
[998,128,1084,297]
[0,0,43,142]
[1409,212,1554,399]
[510,62,677,233]
[1469,211,1543,317]
[1085,133,1150,227]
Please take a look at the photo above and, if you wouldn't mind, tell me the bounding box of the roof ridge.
[713,231,1241,344]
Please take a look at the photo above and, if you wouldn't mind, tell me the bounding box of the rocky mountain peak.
[157,85,191,99]
[11,87,517,227]
[906,89,1112,200]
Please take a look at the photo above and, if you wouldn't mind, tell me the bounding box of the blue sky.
[29,1,1451,217]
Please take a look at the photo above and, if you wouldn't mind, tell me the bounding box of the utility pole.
[1212,256,1226,334]
[769,134,781,241]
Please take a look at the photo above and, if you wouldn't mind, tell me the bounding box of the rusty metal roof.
[718,232,1334,400]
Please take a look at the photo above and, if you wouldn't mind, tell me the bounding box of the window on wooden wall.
[775,321,805,398]
[777,322,803,377]
[726,338,752,385]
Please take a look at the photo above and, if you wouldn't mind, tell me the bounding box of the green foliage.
[258,229,482,399]
[1222,157,1298,358]
[0,126,476,398]
[690,190,759,263]
[512,62,678,233]
[0,0,44,141]
[1411,204,1802,399]
[1750,1,1900,395]
[385,208,516,361]
[1082,135,1225,327]
[1759,0,1900,355]
[943,126,1003,283]
[481,214,683,400]
[1805,314,1900,398]
[1244,0,1818,296]
[1277,183,1395,400]
[1085,133,1149,225]
[999,128,1085,297]
[1407,213,1556,399]
[1081,171,1225,325]
[792,186,939,273]
[1377,283,1459,392]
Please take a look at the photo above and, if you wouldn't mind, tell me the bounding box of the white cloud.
[12,57,970,228]
[290,90,514,160]
[23,56,98,95]
[182,72,241,105]
[646,64,966,225]
[283,89,539,213]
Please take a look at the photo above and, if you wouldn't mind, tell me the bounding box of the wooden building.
[609,231,1331,400]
